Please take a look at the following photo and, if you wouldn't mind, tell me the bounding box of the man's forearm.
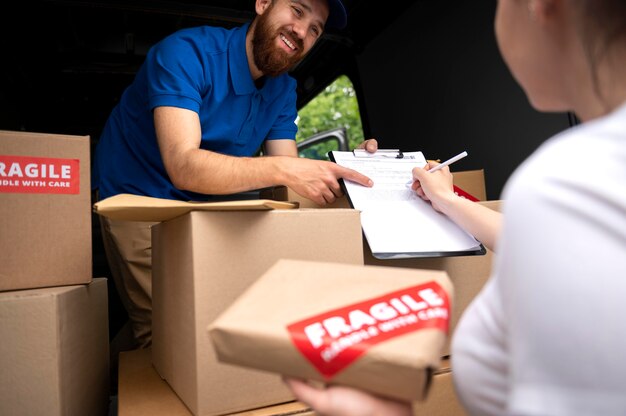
[168,148,289,195]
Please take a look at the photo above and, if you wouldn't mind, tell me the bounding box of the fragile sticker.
[287,281,450,378]
[453,185,479,202]
[0,155,80,194]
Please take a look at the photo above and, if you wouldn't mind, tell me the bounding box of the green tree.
[296,75,364,160]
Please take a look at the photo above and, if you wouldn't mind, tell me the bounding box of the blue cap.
[325,0,347,29]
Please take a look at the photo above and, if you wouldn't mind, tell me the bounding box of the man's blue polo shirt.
[93,22,298,201]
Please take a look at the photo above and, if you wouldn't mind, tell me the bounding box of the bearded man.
[93,0,375,349]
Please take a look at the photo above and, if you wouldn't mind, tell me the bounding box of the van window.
[296,75,365,160]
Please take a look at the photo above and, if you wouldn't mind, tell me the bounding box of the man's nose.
[290,21,307,42]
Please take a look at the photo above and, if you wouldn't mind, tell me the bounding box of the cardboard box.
[0,278,110,416]
[259,186,351,209]
[151,208,364,415]
[364,200,501,356]
[0,130,92,291]
[452,169,486,201]
[412,359,466,416]
[210,259,453,402]
[118,348,313,416]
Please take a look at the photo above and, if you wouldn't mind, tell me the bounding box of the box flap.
[93,193,298,222]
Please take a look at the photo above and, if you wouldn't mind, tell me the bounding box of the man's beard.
[252,9,304,77]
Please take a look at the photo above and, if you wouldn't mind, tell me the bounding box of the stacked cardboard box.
[151,207,365,415]
[0,130,109,416]
[93,195,366,416]
[0,130,92,290]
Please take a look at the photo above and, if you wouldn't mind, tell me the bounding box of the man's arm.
[264,139,298,157]
[154,106,372,204]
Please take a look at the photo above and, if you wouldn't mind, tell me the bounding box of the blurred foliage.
[297,141,339,160]
[296,75,364,160]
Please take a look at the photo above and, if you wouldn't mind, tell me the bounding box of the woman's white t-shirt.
[452,103,626,416]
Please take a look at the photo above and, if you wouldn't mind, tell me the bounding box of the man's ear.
[255,0,272,16]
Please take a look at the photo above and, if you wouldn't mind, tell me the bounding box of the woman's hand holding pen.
[410,151,466,212]
[410,161,455,213]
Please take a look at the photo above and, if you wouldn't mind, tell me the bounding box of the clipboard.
[352,148,404,159]
[329,150,486,259]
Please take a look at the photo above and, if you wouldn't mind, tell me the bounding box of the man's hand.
[284,378,412,416]
[356,138,378,153]
[277,157,373,205]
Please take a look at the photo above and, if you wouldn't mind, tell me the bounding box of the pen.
[427,151,468,173]
[406,151,468,185]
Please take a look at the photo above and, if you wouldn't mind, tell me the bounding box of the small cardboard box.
[0,278,110,416]
[0,130,92,291]
[118,348,313,416]
[209,259,453,402]
[151,208,364,416]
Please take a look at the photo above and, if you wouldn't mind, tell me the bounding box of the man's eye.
[292,6,303,17]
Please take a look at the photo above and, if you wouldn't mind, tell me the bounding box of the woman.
[285,0,626,414]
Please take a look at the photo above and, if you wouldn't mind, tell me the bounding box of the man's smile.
[279,33,297,52]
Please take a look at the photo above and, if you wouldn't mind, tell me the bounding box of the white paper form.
[330,150,484,258]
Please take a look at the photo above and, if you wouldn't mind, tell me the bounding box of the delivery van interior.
[1,1,578,415]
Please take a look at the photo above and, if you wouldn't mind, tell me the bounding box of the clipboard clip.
[353,148,404,159]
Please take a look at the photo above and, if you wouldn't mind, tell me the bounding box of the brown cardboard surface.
[364,200,502,356]
[0,278,109,416]
[118,348,193,416]
[412,359,467,416]
[118,348,313,416]
[119,347,462,416]
[0,130,92,291]
[210,259,453,402]
[452,169,486,201]
[93,193,298,222]
[259,186,351,209]
[151,209,364,416]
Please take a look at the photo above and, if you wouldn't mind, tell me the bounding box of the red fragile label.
[453,185,479,202]
[0,155,80,194]
[287,281,450,379]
